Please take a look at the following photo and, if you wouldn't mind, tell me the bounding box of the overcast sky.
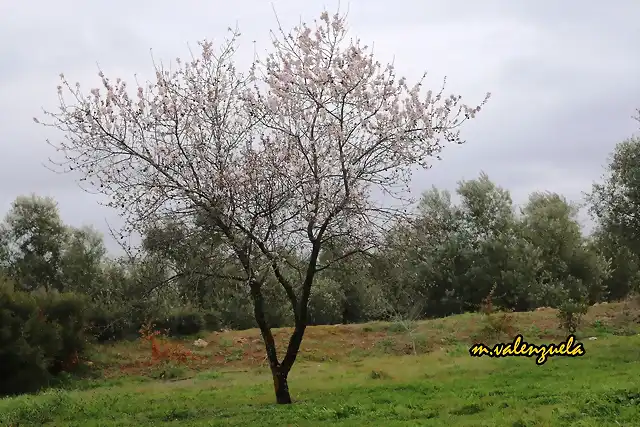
[1,0,639,252]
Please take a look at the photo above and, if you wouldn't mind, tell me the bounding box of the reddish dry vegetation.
[92,300,639,378]
[138,323,206,365]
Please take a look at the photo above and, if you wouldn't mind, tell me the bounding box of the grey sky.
[1,0,639,251]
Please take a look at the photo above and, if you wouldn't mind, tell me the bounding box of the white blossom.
[36,9,489,390]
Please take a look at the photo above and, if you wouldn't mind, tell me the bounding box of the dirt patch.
[88,301,639,378]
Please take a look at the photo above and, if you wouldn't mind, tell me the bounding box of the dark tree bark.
[248,242,321,404]
[250,281,295,404]
[271,364,292,404]
[248,277,312,404]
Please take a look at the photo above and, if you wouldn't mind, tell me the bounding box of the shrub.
[557,298,589,334]
[478,284,514,339]
[0,283,88,396]
[262,281,295,328]
[86,305,131,342]
[202,310,222,331]
[38,290,89,373]
[307,277,346,326]
[481,310,514,338]
[162,309,205,337]
[139,322,202,366]
[0,289,59,395]
[218,297,256,330]
[87,298,172,342]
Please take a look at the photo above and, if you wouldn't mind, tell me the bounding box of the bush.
[341,279,386,323]
[153,309,205,337]
[168,309,205,336]
[557,298,589,334]
[218,297,256,330]
[87,298,173,342]
[202,310,222,331]
[0,288,59,395]
[307,277,345,326]
[38,290,89,373]
[478,286,515,339]
[86,305,131,342]
[262,281,295,328]
[0,283,88,396]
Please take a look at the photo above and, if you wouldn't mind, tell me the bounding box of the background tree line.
[2,131,639,344]
[2,131,639,396]
[2,6,638,400]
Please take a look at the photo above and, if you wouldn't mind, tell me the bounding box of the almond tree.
[37,10,489,404]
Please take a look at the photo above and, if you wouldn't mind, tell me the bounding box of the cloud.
[1,0,638,251]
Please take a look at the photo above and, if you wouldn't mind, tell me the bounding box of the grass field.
[1,302,639,426]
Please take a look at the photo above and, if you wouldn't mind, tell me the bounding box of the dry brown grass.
[91,300,639,378]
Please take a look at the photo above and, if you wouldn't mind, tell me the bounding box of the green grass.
[1,334,639,426]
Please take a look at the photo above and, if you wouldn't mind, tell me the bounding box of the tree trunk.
[248,241,321,405]
[249,281,295,404]
[271,365,292,404]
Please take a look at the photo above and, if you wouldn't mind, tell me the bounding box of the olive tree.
[587,113,640,299]
[0,195,67,292]
[37,10,489,404]
[589,130,640,255]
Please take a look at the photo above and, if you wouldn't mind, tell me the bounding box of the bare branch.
[36,8,489,404]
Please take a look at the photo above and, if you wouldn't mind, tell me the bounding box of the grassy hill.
[1,301,639,426]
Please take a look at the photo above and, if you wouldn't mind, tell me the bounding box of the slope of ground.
[1,301,639,426]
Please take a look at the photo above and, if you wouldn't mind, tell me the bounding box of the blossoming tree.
[37,10,489,404]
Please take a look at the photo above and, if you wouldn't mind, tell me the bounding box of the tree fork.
[250,281,295,404]
[42,7,489,408]
[271,364,292,404]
